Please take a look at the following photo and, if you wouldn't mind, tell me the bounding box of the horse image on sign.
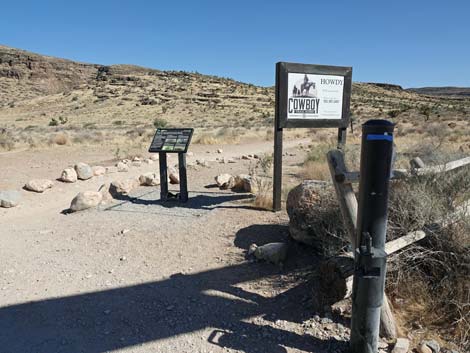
[287,73,344,120]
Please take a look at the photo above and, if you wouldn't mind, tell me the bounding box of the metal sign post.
[350,119,395,353]
[149,128,193,203]
[273,62,353,211]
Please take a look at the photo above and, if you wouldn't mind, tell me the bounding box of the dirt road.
[0,140,350,353]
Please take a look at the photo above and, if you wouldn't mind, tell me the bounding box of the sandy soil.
[0,139,352,353]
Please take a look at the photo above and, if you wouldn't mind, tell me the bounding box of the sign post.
[149,128,194,203]
[273,62,352,211]
[350,120,394,353]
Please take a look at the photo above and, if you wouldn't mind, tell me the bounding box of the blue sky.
[1,0,469,87]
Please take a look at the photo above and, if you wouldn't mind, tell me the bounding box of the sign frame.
[276,62,352,129]
[273,62,353,211]
[148,128,194,154]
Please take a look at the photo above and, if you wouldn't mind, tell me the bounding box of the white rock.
[0,190,21,208]
[70,191,102,212]
[92,166,106,176]
[110,179,139,195]
[24,179,54,193]
[74,162,93,180]
[116,162,129,172]
[139,173,160,186]
[60,168,78,183]
[217,149,223,154]
[106,166,118,174]
[132,156,141,162]
[392,338,410,353]
[168,167,179,184]
[98,183,113,203]
[253,242,288,264]
[215,174,235,189]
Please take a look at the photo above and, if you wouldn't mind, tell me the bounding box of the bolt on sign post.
[273,62,352,211]
[350,120,395,353]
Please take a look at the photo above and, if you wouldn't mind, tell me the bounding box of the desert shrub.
[0,129,15,151]
[248,155,274,210]
[48,118,59,126]
[302,161,330,181]
[387,109,401,118]
[386,167,470,350]
[49,132,70,146]
[153,118,168,128]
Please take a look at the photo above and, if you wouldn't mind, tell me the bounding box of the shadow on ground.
[0,224,348,353]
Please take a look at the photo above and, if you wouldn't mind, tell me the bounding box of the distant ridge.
[407,86,470,97]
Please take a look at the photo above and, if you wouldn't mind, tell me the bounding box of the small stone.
[24,179,54,193]
[227,158,236,163]
[120,256,127,261]
[70,191,103,212]
[143,158,153,164]
[116,162,129,172]
[92,166,106,176]
[139,172,160,186]
[253,242,288,264]
[110,179,139,195]
[131,161,142,167]
[120,229,130,235]
[168,168,179,184]
[215,174,235,189]
[74,162,93,180]
[0,190,21,208]
[420,340,440,353]
[248,243,258,255]
[418,343,433,353]
[149,154,159,161]
[217,149,223,154]
[60,168,78,183]
[392,338,409,353]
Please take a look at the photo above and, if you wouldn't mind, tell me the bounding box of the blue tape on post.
[366,134,393,142]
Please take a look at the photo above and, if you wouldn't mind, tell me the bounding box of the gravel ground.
[0,140,354,353]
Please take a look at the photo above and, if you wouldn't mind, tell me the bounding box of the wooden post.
[327,149,358,249]
[327,148,398,340]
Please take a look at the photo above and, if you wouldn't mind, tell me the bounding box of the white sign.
[287,73,344,120]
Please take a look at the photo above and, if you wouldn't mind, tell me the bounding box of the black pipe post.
[350,119,395,353]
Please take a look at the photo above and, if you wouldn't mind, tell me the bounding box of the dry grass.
[302,160,330,181]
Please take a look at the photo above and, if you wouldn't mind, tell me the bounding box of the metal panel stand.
[158,152,189,203]
[178,152,188,203]
[159,152,168,201]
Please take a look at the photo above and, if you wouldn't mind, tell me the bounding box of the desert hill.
[407,86,470,98]
[0,45,469,151]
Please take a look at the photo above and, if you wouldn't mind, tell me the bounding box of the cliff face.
[0,45,100,103]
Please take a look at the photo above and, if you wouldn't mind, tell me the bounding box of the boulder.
[116,162,129,172]
[0,190,21,208]
[98,183,113,203]
[234,174,252,192]
[92,166,106,176]
[250,242,288,265]
[110,179,139,195]
[139,172,160,186]
[74,162,93,180]
[168,167,179,184]
[24,179,54,193]
[286,181,346,252]
[215,174,235,189]
[60,168,78,183]
[70,191,102,212]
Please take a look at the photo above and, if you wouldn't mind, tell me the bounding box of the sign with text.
[276,62,352,128]
[148,128,193,153]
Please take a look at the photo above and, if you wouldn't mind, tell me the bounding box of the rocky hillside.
[0,45,469,135]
